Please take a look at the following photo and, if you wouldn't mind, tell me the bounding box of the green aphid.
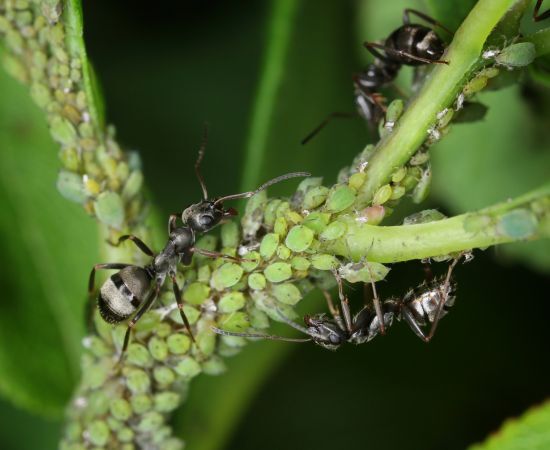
[169,305,200,326]
[155,322,171,338]
[264,199,282,227]
[195,329,216,356]
[348,172,366,191]
[372,184,393,206]
[240,251,260,272]
[274,216,288,236]
[495,42,535,68]
[386,98,404,123]
[126,343,153,368]
[285,225,314,252]
[403,209,446,225]
[277,244,292,260]
[86,336,111,358]
[463,73,488,97]
[64,422,82,442]
[183,282,210,306]
[57,171,87,203]
[271,283,302,305]
[264,262,292,282]
[218,291,246,313]
[338,260,390,283]
[160,438,184,450]
[211,263,244,290]
[253,291,298,322]
[437,108,454,129]
[117,427,134,443]
[293,177,323,207]
[125,369,151,394]
[133,311,160,333]
[148,336,169,361]
[173,356,202,379]
[153,366,176,386]
[82,360,111,390]
[303,186,329,210]
[310,254,339,271]
[137,411,164,433]
[50,115,77,145]
[197,264,211,282]
[409,151,430,166]
[411,165,431,204]
[291,256,311,271]
[275,201,291,218]
[202,355,228,376]
[248,272,267,290]
[86,389,112,417]
[497,208,538,239]
[218,311,251,332]
[94,191,125,229]
[109,398,132,422]
[260,233,279,260]
[87,420,110,447]
[302,211,331,233]
[285,210,304,225]
[30,82,51,108]
[221,221,240,248]
[319,221,346,241]
[326,185,356,213]
[390,185,406,200]
[242,190,267,238]
[166,334,191,355]
[248,304,270,329]
[154,392,181,413]
[130,394,152,415]
[107,417,123,432]
[121,171,143,200]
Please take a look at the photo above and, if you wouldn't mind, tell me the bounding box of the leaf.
[469,400,550,450]
[0,65,98,417]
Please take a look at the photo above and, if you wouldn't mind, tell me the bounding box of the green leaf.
[0,67,98,416]
[469,400,550,450]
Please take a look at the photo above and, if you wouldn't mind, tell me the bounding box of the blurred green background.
[0,0,549,449]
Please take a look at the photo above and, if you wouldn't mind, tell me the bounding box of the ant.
[534,0,550,22]
[212,256,462,350]
[301,9,451,145]
[89,127,310,359]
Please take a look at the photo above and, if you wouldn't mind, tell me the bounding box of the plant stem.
[358,0,519,205]
[324,183,550,262]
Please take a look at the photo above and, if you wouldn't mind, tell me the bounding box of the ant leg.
[301,112,356,145]
[170,274,195,343]
[120,284,161,361]
[403,8,453,35]
[534,0,550,21]
[364,42,449,65]
[195,123,209,201]
[211,326,312,343]
[333,271,353,333]
[111,235,155,257]
[425,256,461,342]
[364,261,386,335]
[168,214,180,234]
[190,247,243,263]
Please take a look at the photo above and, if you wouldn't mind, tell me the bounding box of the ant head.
[304,314,347,350]
[182,201,237,233]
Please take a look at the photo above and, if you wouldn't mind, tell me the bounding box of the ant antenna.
[213,171,311,205]
[211,326,312,343]
[195,124,209,200]
[301,112,355,145]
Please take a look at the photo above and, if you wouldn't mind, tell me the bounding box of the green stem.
[358,0,518,205]
[325,183,550,262]
[239,0,300,191]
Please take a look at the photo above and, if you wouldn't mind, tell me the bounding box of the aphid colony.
[88,8,475,359]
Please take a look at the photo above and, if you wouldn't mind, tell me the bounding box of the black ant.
[212,256,461,349]
[89,127,310,359]
[534,0,550,21]
[301,9,451,145]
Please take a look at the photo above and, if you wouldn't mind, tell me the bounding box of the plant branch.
[358,0,520,206]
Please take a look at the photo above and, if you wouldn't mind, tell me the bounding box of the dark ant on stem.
[88,127,310,360]
[301,9,452,145]
[212,256,462,349]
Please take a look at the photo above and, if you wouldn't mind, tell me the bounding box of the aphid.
[89,127,310,358]
[534,0,550,22]
[301,9,451,145]
[212,256,461,349]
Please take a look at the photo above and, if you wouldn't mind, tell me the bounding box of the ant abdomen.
[98,266,153,324]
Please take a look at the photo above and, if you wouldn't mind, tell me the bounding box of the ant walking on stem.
[89,127,310,360]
